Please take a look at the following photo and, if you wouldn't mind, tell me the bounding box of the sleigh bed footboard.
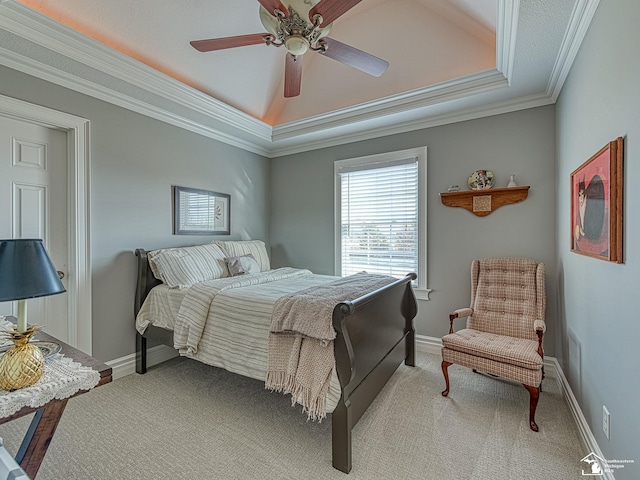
[331,273,418,473]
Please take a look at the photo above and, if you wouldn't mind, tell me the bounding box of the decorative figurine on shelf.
[507,174,518,187]
[467,170,495,190]
[447,185,460,192]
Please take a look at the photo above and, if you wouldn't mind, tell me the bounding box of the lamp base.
[0,325,44,390]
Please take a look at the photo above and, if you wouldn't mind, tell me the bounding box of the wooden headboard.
[134,248,162,317]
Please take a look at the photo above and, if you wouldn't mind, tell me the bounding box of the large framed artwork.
[570,137,623,263]
[173,186,230,235]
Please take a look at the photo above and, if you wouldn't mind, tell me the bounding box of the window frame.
[334,147,430,300]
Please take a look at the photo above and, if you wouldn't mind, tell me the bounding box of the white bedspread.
[135,268,343,412]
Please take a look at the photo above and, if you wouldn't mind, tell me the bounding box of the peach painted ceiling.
[2,0,585,155]
[17,0,498,124]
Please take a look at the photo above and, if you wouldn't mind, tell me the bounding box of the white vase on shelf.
[507,174,517,187]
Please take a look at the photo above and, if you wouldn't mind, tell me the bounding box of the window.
[335,147,429,299]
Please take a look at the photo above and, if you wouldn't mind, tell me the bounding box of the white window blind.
[339,158,419,278]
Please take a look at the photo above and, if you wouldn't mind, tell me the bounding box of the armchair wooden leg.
[523,384,540,432]
[441,361,452,396]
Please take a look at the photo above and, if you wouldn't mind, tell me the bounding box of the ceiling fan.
[190,0,389,98]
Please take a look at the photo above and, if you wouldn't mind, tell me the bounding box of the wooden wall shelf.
[440,186,530,216]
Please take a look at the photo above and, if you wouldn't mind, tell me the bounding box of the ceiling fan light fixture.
[259,2,332,53]
[284,35,309,56]
[190,0,388,99]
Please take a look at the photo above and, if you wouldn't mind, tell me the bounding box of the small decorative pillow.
[214,240,270,272]
[225,254,261,276]
[148,243,229,288]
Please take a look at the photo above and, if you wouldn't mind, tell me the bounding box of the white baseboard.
[415,333,443,356]
[546,357,615,480]
[106,344,178,380]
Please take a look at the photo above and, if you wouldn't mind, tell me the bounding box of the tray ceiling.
[0,0,597,156]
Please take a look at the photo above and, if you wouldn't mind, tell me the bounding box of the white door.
[0,115,69,342]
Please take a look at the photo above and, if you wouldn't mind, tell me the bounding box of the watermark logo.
[581,453,605,476]
[581,452,635,476]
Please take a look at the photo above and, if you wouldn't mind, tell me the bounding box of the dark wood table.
[0,317,112,478]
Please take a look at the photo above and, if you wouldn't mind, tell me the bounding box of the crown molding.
[547,0,601,100]
[495,0,519,83]
[0,0,271,141]
[272,69,508,142]
[0,42,273,157]
[268,92,554,157]
[0,0,520,156]
[0,0,579,158]
[272,0,520,142]
[0,1,273,152]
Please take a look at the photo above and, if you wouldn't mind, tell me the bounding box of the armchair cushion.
[442,328,543,370]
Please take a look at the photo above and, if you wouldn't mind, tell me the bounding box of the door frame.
[0,94,91,354]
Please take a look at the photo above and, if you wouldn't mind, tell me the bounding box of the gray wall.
[556,0,640,475]
[0,65,271,362]
[3,4,635,468]
[271,105,558,355]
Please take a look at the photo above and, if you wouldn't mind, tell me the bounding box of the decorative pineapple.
[0,325,44,390]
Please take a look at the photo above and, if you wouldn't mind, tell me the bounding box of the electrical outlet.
[602,405,610,439]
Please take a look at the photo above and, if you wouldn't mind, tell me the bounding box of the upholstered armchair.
[441,257,546,431]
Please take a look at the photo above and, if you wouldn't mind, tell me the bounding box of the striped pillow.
[148,243,229,288]
[214,240,270,272]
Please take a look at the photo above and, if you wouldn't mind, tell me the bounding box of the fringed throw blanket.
[266,272,396,421]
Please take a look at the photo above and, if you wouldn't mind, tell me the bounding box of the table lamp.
[0,239,66,390]
[0,238,66,332]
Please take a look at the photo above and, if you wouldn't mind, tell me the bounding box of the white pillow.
[148,243,228,288]
[214,240,270,272]
[225,254,261,276]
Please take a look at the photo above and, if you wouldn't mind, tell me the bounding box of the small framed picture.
[570,137,623,263]
[173,186,230,235]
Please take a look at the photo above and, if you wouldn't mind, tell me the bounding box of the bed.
[133,241,417,473]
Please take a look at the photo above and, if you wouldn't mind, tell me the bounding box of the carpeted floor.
[0,351,587,479]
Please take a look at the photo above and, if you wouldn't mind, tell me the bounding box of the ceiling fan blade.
[310,0,363,27]
[190,33,269,52]
[257,0,289,17]
[320,37,389,77]
[284,54,303,98]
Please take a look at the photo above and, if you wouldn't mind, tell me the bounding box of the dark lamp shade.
[0,239,66,302]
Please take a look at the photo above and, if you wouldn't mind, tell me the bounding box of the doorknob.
[57,270,65,280]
